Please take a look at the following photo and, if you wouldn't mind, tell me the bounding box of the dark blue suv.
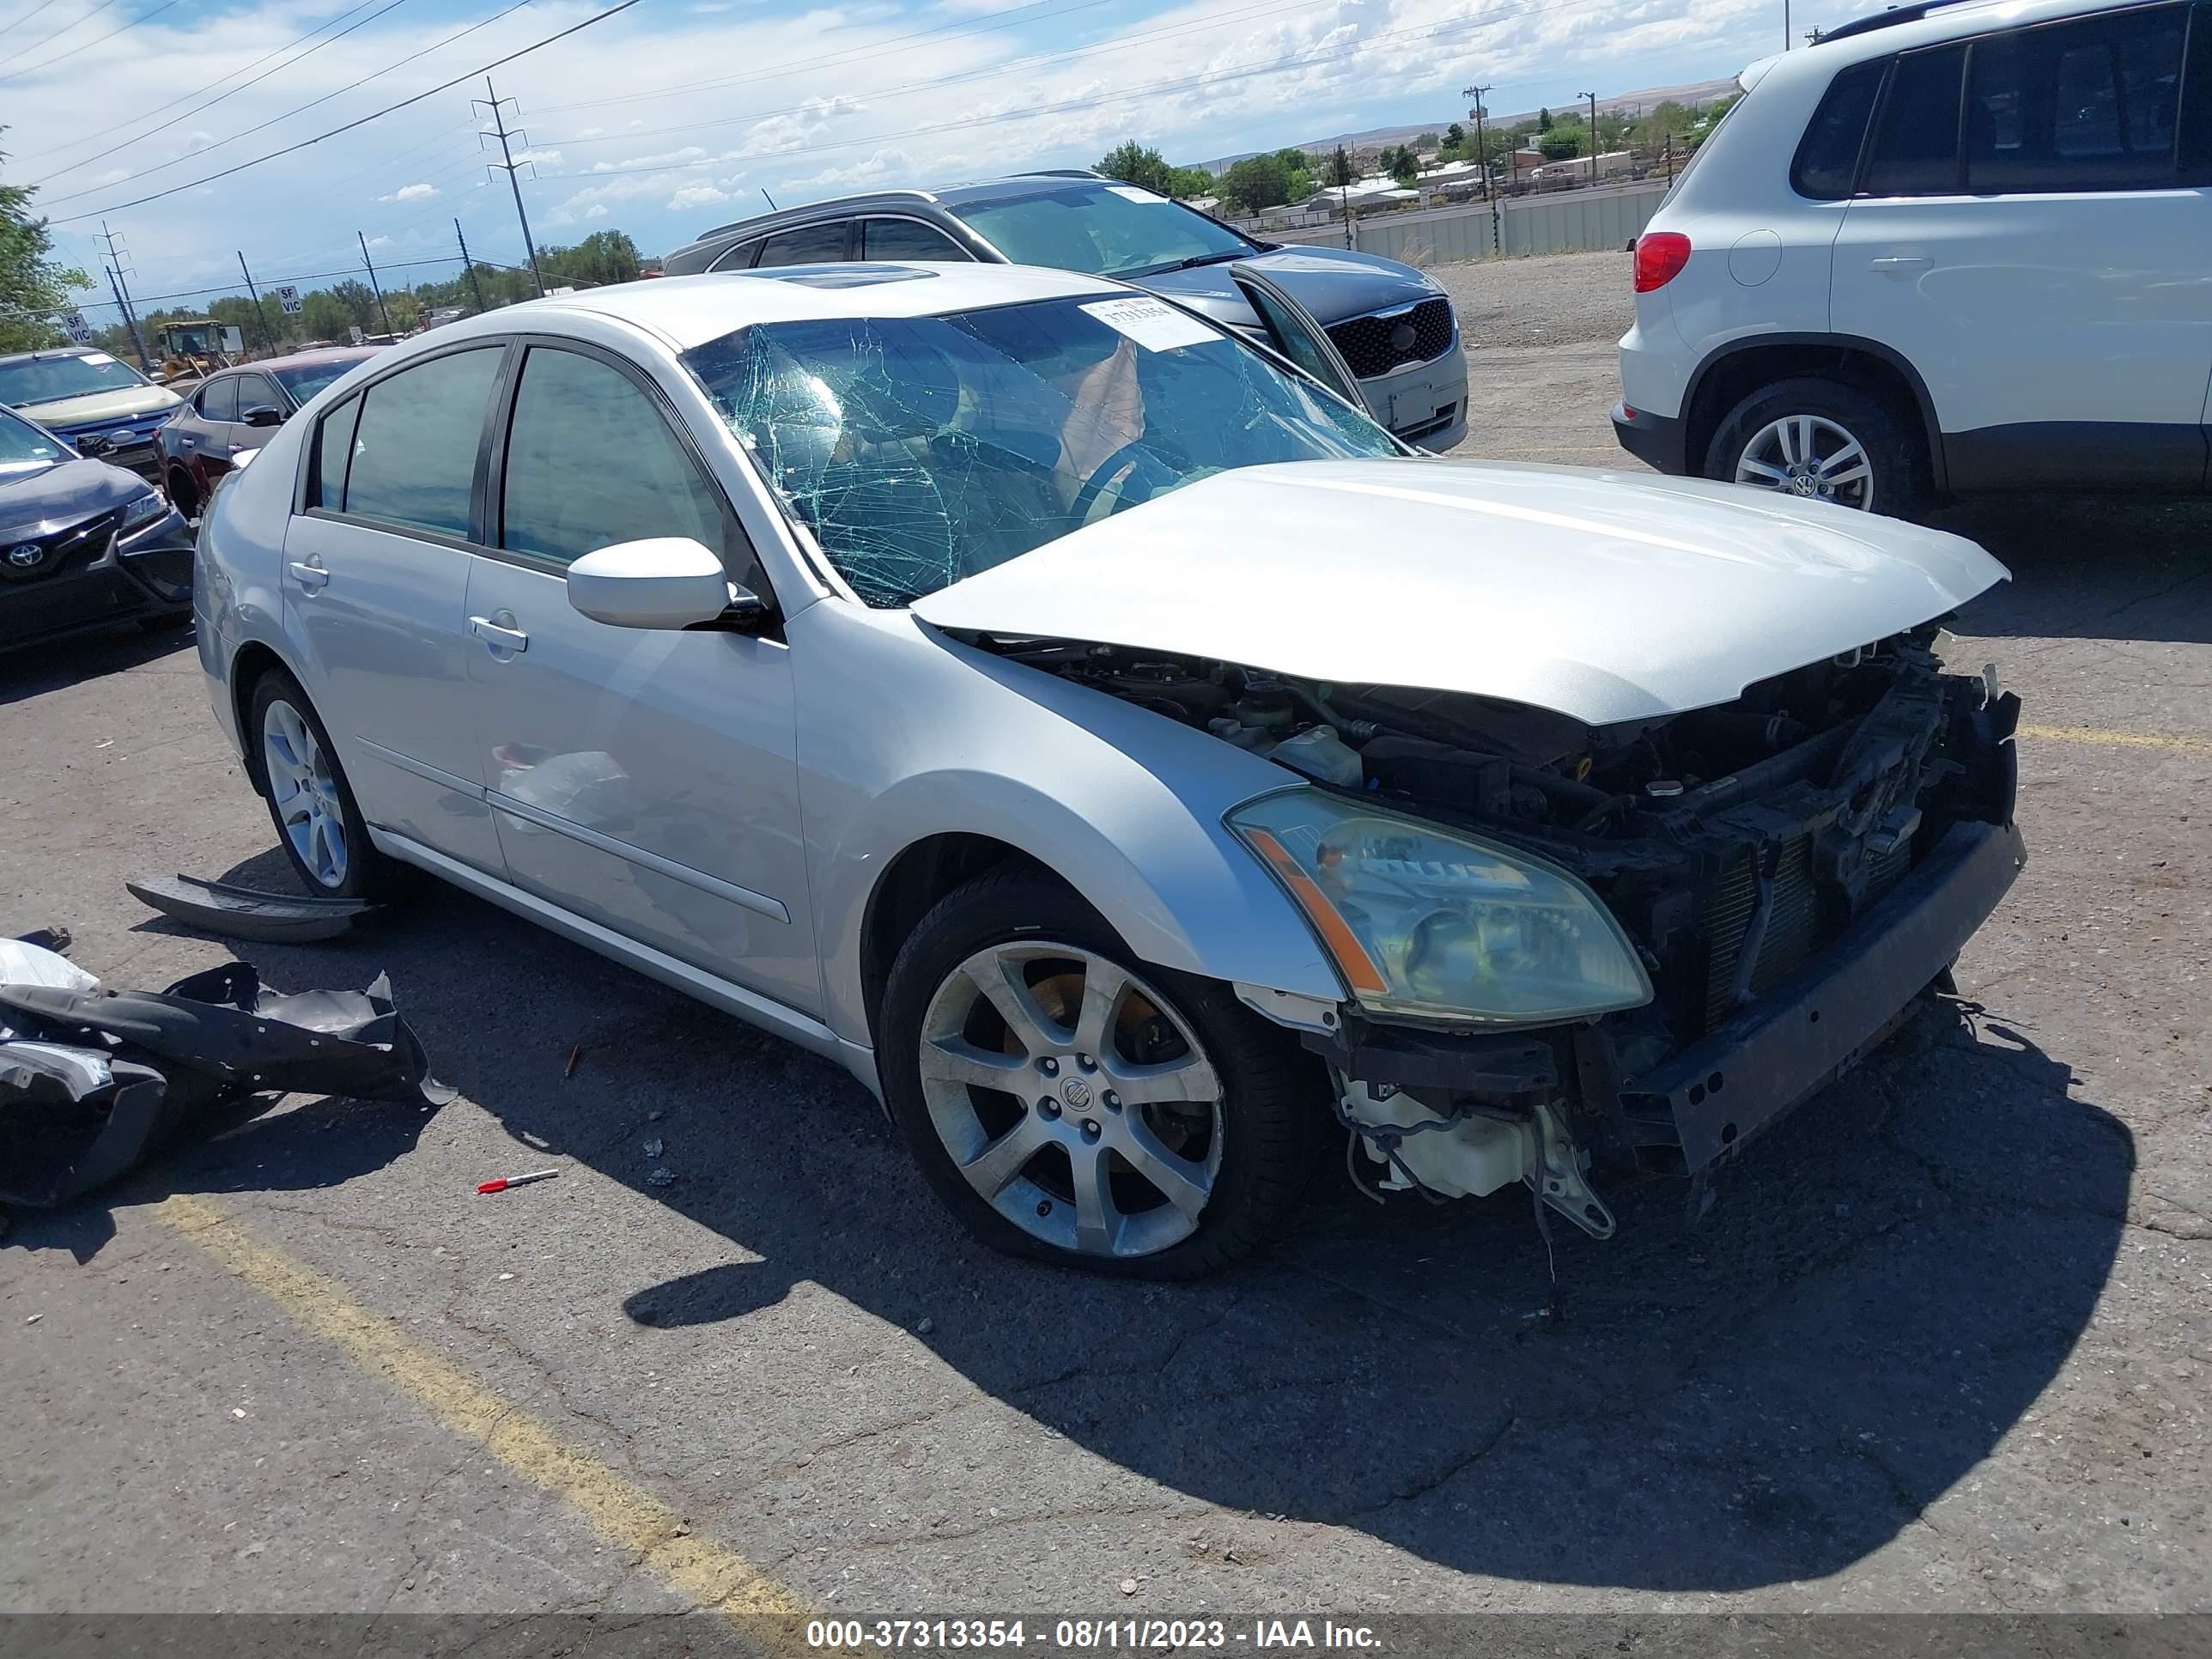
[661,172,1468,451]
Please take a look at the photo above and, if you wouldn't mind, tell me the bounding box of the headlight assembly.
[1229,790,1652,1024]
[120,491,167,530]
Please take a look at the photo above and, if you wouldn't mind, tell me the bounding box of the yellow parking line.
[153,1194,813,1629]
[2018,723,2212,756]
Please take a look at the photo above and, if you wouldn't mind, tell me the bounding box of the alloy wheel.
[262,698,348,889]
[916,942,1224,1259]
[1734,413,1875,510]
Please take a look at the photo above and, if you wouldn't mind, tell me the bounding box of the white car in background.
[194,262,2023,1277]
[1613,0,2212,516]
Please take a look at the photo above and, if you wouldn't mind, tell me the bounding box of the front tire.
[1705,375,1922,518]
[878,866,1321,1278]
[247,669,402,901]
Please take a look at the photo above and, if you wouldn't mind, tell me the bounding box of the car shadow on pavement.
[60,844,2129,1596]
[1934,496,2212,647]
[0,622,194,708]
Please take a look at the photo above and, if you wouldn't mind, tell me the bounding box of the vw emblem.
[6,543,43,569]
[1061,1078,1093,1111]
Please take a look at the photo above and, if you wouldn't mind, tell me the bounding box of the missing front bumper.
[1624,819,2027,1172]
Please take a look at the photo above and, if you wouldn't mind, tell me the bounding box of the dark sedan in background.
[158,346,384,517]
[1,404,194,653]
[661,172,1469,450]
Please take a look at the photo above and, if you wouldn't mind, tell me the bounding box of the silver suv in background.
[662,172,1470,451]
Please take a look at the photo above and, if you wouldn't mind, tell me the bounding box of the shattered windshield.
[683,295,1398,607]
[948,183,1257,277]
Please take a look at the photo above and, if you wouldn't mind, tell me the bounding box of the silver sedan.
[195,261,2023,1276]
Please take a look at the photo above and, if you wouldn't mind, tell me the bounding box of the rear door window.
[1964,4,2185,191]
[1863,44,1968,195]
[860,217,972,260]
[337,347,503,538]
[753,222,853,266]
[1791,58,1887,198]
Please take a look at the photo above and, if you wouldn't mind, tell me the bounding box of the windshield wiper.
[1122,249,1253,278]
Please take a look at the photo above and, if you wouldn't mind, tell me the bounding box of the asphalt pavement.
[3,252,2209,1641]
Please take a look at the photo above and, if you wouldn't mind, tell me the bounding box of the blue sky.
[3,0,1893,311]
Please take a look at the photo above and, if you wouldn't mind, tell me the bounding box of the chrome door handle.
[286,560,329,592]
[469,615,529,653]
[1869,255,1931,272]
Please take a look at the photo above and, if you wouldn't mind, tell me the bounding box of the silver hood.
[912,459,2009,726]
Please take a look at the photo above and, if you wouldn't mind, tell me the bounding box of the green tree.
[1538,128,1581,161]
[1644,100,1695,143]
[1443,121,1466,155]
[1413,131,1439,151]
[1165,166,1217,199]
[1537,106,1553,131]
[1380,143,1420,185]
[1325,144,1356,187]
[1,129,91,353]
[301,290,356,342]
[1218,153,1294,215]
[1095,140,1174,194]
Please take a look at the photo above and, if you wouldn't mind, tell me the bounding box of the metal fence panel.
[1251,181,1668,269]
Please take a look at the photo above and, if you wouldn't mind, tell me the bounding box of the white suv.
[1613,0,2211,516]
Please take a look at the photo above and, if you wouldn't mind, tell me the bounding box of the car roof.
[224,347,384,373]
[674,173,1121,257]
[424,263,1133,353]
[0,346,103,367]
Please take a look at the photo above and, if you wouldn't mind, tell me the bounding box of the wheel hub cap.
[262,698,349,890]
[1735,413,1875,511]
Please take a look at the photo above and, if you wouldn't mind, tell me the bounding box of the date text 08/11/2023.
[805,1618,1384,1650]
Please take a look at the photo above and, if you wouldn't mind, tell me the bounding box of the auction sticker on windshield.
[1079,295,1220,352]
[1105,185,1168,204]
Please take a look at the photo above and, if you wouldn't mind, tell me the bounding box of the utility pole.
[1785,0,1792,49]
[236,252,275,354]
[475,77,545,296]
[358,231,394,337]
[98,222,152,374]
[1462,82,1498,255]
[455,219,489,315]
[1580,91,1600,185]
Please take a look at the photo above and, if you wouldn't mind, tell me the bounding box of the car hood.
[911,459,2009,727]
[19,385,181,429]
[1138,246,1440,328]
[0,458,149,542]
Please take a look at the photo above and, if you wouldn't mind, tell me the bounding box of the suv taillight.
[1633,232,1691,293]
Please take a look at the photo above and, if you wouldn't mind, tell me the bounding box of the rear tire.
[246,668,405,902]
[878,866,1322,1278]
[165,465,200,520]
[1705,375,1923,519]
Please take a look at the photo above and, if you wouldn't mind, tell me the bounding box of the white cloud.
[584,203,610,219]
[667,182,732,210]
[378,182,439,203]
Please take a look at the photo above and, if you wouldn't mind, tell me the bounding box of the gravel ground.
[1426,249,1639,351]
[5,248,2211,1641]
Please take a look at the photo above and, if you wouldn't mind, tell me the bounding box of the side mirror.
[242,404,284,428]
[565,538,740,629]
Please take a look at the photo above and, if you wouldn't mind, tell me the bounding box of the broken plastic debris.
[642,1138,665,1159]
[563,1043,582,1079]
[645,1167,676,1188]
[126,873,374,943]
[0,936,99,994]
[2,963,452,1210]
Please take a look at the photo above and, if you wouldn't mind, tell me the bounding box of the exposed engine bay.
[978,622,2024,1237]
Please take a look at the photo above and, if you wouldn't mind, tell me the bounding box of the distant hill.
[1194,77,1741,173]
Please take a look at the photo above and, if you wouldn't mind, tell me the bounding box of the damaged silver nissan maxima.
[194,262,2023,1276]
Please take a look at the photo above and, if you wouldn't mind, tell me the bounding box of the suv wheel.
[1705,376,1920,517]
[248,669,404,901]
[878,866,1321,1278]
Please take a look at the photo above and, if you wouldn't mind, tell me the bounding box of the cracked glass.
[682,295,1397,607]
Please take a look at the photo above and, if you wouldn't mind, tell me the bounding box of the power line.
[4,0,118,57]
[538,0,1304,155]
[531,0,1609,190]
[476,78,544,295]
[45,0,643,224]
[33,0,537,204]
[0,0,189,88]
[0,0,72,42]
[20,0,408,180]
